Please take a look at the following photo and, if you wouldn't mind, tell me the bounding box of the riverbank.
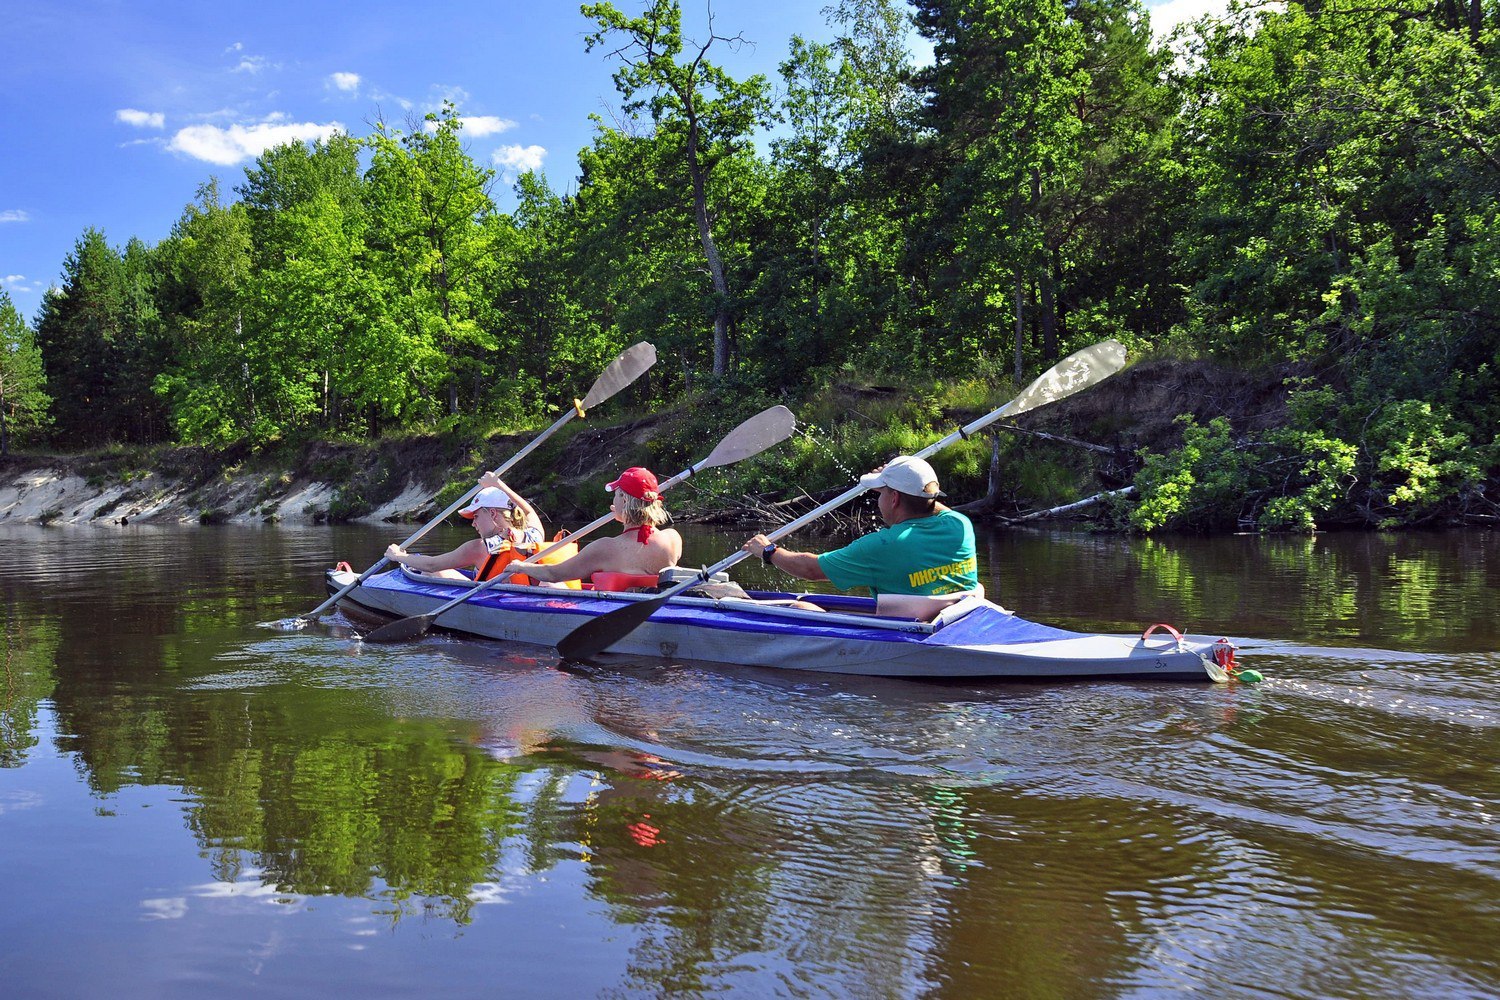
[0,447,414,527]
[0,408,677,527]
[9,356,1489,531]
[0,358,1304,528]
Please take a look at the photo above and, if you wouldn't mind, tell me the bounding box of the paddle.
[556,340,1129,660]
[295,341,657,626]
[359,404,797,643]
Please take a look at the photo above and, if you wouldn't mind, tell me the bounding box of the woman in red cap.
[497,466,682,588]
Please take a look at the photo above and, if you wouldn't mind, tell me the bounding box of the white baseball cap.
[858,456,945,498]
[459,487,514,518]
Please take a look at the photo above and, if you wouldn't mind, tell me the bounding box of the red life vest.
[591,571,661,592]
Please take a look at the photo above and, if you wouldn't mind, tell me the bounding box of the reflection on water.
[1,613,58,767]
[0,524,1496,998]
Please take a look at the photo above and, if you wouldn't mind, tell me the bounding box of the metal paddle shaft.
[298,341,657,625]
[556,340,1128,660]
[360,405,796,643]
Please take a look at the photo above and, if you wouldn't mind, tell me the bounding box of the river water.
[1,522,1496,999]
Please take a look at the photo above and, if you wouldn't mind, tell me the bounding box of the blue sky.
[1,0,1214,325]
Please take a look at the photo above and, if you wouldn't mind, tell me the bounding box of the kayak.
[326,567,1236,681]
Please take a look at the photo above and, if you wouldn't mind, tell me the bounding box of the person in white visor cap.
[740,455,983,620]
[856,455,947,498]
[385,472,544,581]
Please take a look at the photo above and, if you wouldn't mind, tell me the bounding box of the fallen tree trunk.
[997,486,1137,524]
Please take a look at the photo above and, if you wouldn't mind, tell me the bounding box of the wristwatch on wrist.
[761,542,778,564]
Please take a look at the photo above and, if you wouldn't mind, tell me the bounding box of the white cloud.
[460,115,517,137]
[4,275,47,294]
[141,898,188,920]
[0,788,42,812]
[168,120,344,165]
[232,54,274,74]
[189,870,302,908]
[191,107,239,123]
[1146,0,1240,39]
[425,115,517,137]
[330,72,360,92]
[492,144,546,176]
[116,108,165,129]
[0,210,29,223]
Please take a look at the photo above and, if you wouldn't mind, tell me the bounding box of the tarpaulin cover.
[925,607,1085,647]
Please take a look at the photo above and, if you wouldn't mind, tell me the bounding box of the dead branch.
[991,422,1114,454]
[995,486,1137,525]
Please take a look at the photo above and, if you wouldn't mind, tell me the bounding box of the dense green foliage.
[23,0,1500,529]
[0,290,51,454]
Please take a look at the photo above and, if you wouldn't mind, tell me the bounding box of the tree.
[238,133,365,263]
[1039,0,1186,351]
[115,236,173,443]
[237,135,387,434]
[749,0,926,387]
[1143,0,1500,525]
[32,228,162,446]
[568,121,720,391]
[363,105,499,421]
[750,35,856,386]
[245,188,399,436]
[909,0,1089,379]
[1175,0,1499,420]
[0,290,51,454]
[487,171,620,411]
[152,181,257,443]
[583,0,773,378]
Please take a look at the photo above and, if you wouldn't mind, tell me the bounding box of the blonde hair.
[475,503,528,535]
[619,492,670,528]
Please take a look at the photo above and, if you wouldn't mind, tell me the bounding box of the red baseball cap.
[605,467,660,501]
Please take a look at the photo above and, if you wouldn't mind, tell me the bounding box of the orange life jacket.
[478,542,531,584]
[479,531,584,589]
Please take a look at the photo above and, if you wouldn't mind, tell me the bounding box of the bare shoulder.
[581,533,629,555]
[641,528,682,571]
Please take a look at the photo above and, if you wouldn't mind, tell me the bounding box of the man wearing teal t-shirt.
[741,456,983,619]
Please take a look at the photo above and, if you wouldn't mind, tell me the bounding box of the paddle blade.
[1001,340,1126,420]
[581,342,657,408]
[700,405,796,468]
[361,614,435,644]
[555,595,671,660]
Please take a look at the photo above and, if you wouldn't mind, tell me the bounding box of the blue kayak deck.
[364,570,1087,648]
